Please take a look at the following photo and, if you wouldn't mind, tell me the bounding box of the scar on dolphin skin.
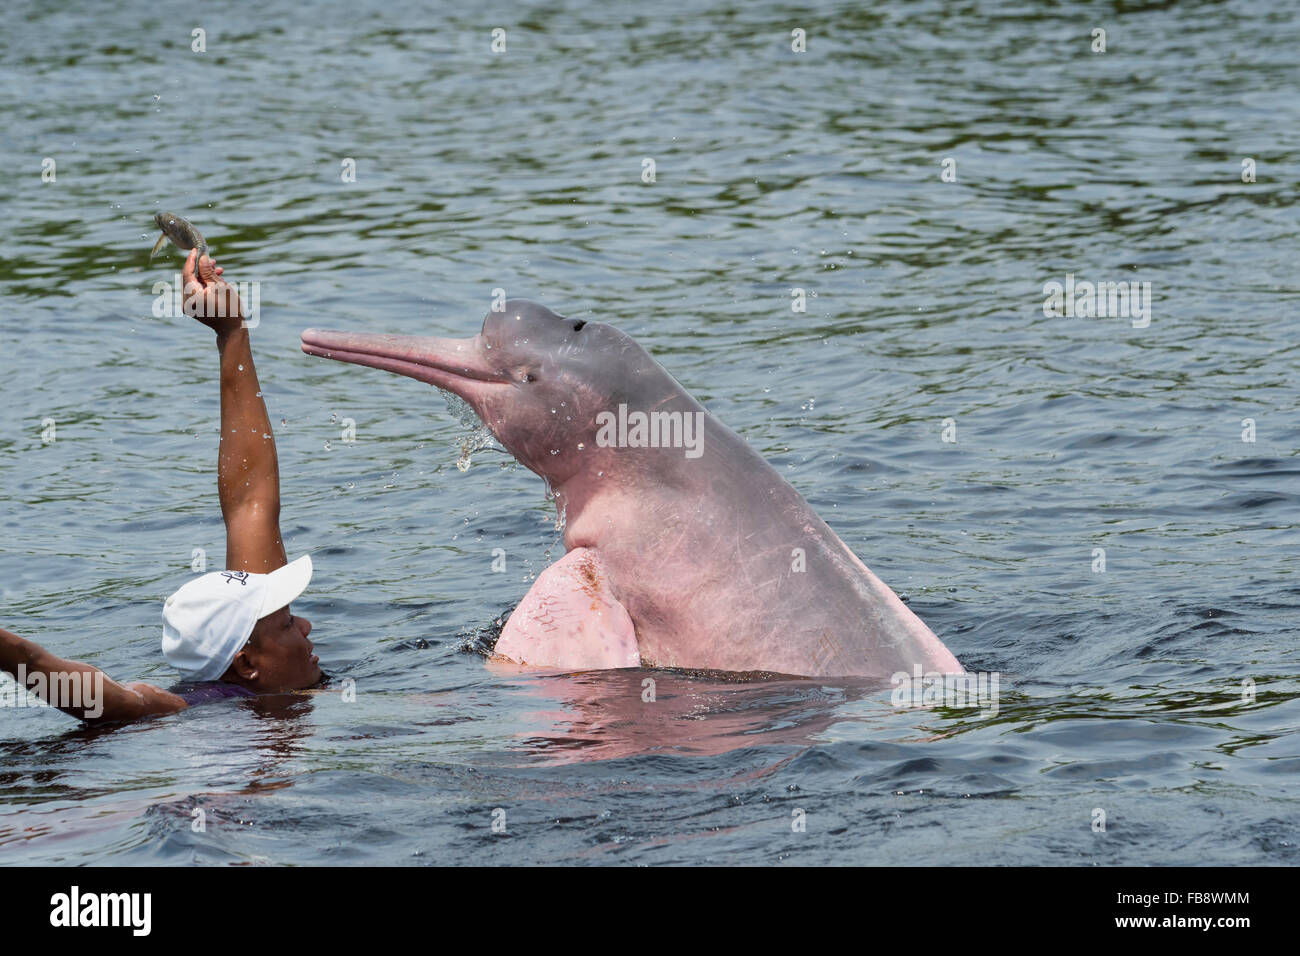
[300,300,964,678]
[578,554,601,605]
[532,602,560,633]
[812,632,850,674]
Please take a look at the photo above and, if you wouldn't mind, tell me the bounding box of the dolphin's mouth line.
[301,342,504,385]
[300,329,511,391]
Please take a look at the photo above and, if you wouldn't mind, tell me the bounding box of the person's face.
[240,606,321,691]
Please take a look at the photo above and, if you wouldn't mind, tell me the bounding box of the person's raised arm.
[183,250,287,574]
[0,627,186,723]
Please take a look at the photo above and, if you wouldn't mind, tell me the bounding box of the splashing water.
[539,477,567,536]
[442,390,501,472]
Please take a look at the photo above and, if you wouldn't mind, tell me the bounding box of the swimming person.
[0,250,322,724]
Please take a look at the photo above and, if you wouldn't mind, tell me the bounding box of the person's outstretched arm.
[0,627,186,723]
[183,250,287,574]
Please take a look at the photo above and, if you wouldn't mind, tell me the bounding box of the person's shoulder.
[165,681,257,707]
[121,681,190,717]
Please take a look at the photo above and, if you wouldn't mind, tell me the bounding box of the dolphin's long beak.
[300,329,509,404]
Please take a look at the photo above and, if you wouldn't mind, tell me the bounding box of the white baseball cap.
[162,554,313,681]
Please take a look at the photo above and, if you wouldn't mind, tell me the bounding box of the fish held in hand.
[150,211,208,262]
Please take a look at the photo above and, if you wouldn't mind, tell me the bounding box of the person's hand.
[182,249,245,335]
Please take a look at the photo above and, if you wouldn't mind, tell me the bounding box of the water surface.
[1,0,1296,865]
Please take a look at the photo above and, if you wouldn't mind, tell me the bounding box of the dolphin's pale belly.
[616,539,958,677]
[490,426,964,677]
[565,478,963,678]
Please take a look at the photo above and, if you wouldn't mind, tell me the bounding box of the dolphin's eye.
[521,371,536,384]
[572,321,586,331]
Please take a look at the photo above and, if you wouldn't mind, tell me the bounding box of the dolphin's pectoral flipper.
[493,547,640,670]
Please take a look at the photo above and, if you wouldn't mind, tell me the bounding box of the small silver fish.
[150,211,208,262]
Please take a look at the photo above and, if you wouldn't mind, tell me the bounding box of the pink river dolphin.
[301,300,962,678]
